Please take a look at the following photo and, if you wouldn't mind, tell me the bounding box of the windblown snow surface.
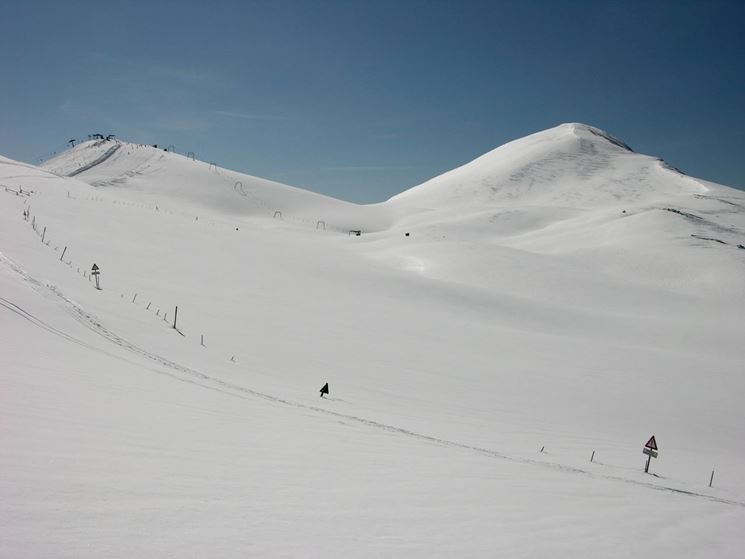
[2,123,745,558]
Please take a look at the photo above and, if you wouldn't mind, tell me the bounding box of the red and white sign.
[644,435,658,451]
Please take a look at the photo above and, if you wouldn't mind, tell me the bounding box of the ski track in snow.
[0,293,263,404]
[67,142,122,177]
[2,252,743,510]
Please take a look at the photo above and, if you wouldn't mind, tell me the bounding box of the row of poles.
[21,195,247,364]
[538,445,717,487]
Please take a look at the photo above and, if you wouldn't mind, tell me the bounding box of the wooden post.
[709,469,715,488]
[60,246,67,261]
[173,306,178,329]
[132,293,137,303]
[644,454,651,473]
[41,226,47,243]
[590,450,595,463]
[146,302,151,310]
[540,446,545,453]
[201,334,205,347]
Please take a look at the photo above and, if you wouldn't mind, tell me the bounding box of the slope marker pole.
[172,306,184,336]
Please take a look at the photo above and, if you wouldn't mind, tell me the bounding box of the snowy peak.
[515,122,633,153]
[566,123,633,152]
[41,138,123,177]
[388,123,695,210]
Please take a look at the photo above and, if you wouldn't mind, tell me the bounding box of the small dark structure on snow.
[320,383,329,398]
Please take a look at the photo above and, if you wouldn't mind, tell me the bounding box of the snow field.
[2,124,745,557]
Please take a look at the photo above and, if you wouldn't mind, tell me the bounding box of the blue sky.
[2,0,744,202]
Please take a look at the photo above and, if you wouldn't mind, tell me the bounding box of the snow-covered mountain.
[392,123,705,208]
[40,137,396,232]
[3,124,745,558]
[379,123,745,299]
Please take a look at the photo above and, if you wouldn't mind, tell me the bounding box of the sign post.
[643,435,659,473]
[91,263,101,290]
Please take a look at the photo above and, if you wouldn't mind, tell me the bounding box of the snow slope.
[2,124,745,558]
[41,138,396,232]
[378,123,745,298]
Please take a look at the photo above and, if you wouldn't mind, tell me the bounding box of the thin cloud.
[212,110,293,121]
[323,165,421,172]
[59,99,90,115]
[155,115,211,132]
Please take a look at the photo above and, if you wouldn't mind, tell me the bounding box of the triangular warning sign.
[92,264,99,271]
[644,435,658,451]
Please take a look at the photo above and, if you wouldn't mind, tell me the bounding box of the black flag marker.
[320,383,329,398]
